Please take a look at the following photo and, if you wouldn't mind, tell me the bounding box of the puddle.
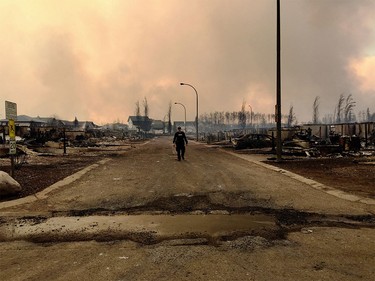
[154,214,275,236]
[1,211,373,244]
[0,214,278,244]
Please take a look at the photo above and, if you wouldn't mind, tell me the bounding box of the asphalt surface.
[0,136,374,281]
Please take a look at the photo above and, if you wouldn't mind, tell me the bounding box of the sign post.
[5,101,17,177]
[9,119,16,155]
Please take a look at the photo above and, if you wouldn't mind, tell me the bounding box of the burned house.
[0,115,99,143]
[150,120,164,135]
[128,116,152,134]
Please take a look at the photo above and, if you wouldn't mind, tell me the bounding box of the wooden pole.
[10,155,15,177]
[276,0,282,162]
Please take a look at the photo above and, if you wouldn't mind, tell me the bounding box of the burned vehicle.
[231,134,273,150]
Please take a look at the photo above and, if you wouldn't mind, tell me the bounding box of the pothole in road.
[0,213,281,245]
[0,209,374,245]
[1,192,374,245]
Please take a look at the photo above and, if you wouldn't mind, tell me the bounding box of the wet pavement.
[1,137,375,281]
[0,213,278,244]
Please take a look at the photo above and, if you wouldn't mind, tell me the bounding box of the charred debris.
[0,117,150,166]
[205,122,375,159]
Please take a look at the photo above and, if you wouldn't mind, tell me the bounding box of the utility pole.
[276,0,282,162]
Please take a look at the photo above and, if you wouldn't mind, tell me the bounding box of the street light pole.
[174,102,186,132]
[180,82,198,141]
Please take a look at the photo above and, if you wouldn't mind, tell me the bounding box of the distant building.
[127,116,152,133]
[101,122,129,131]
[173,121,196,134]
[151,120,164,135]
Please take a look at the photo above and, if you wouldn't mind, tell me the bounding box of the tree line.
[134,94,374,133]
[315,94,375,124]
[199,94,375,130]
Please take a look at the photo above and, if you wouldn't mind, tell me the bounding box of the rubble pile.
[227,128,375,159]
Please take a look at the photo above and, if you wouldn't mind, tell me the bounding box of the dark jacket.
[173,131,188,146]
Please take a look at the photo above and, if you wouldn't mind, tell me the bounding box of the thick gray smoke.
[1,0,374,124]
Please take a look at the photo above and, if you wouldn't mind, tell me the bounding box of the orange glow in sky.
[1,0,375,124]
[350,56,375,92]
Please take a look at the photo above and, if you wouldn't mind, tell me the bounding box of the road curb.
[0,158,111,210]
[223,150,375,206]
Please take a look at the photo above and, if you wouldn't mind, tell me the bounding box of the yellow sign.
[9,119,15,139]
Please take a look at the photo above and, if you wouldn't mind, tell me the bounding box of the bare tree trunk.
[238,100,247,130]
[344,94,356,122]
[135,101,140,117]
[166,101,172,134]
[287,105,295,127]
[313,96,320,124]
[143,97,149,117]
[336,94,345,123]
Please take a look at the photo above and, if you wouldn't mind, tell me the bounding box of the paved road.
[1,136,374,281]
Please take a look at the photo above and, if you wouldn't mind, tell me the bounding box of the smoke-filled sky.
[1,0,375,124]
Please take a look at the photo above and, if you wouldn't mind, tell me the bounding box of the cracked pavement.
[0,136,374,281]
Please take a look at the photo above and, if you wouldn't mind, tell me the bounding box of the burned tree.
[225,111,231,125]
[367,108,371,122]
[231,111,238,125]
[335,94,345,123]
[287,105,296,127]
[135,101,141,117]
[166,101,172,134]
[312,96,320,124]
[344,94,356,122]
[143,97,149,117]
[238,100,247,130]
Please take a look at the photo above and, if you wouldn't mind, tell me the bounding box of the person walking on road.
[173,126,188,161]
